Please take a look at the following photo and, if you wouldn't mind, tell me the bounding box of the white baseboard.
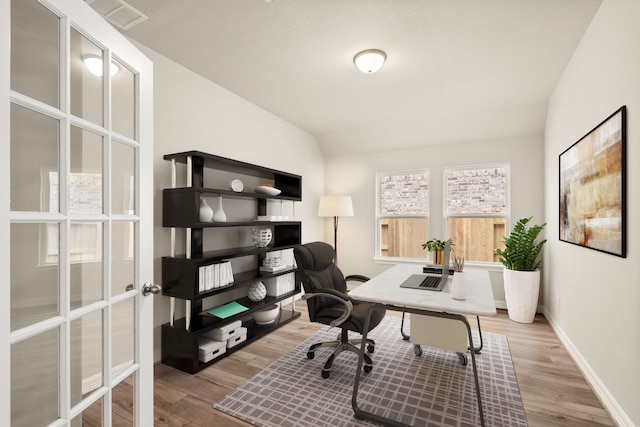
[543,307,633,426]
[82,360,133,394]
[82,372,102,395]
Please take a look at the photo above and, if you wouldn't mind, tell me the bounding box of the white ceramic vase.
[450,272,467,300]
[503,269,540,323]
[199,198,213,222]
[247,281,267,302]
[213,195,227,222]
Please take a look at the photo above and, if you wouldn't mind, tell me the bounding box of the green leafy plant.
[494,217,547,271]
[422,239,454,265]
[421,238,451,252]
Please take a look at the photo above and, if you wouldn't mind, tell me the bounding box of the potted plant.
[421,238,452,265]
[493,217,547,323]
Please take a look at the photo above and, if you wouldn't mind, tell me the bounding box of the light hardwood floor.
[154,305,615,426]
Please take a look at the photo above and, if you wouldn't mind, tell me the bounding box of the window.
[41,170,104,265]
[444,164,509,263]
[376,170,429,260]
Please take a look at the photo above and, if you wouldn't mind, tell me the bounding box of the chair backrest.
[294,242,347,321]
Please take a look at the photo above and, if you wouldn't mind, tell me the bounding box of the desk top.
[349,264,497,317]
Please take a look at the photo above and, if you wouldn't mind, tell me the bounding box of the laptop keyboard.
[419,276,442,289]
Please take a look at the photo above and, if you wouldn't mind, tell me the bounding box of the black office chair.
[294,242,386,378]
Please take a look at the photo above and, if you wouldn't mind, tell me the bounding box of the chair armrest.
[345,274,370,283]
[302,289,354,327]
[303,287,351,301]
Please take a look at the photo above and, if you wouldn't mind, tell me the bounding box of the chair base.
[306,329,375,378]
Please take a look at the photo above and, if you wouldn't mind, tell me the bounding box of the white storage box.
[201,320,243,341]
[198,337,227,363]
[263,272,296,297]
[226,327,248,349]
[410,315,468,353]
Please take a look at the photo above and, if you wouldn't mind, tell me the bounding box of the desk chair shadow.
[294,242,386,379]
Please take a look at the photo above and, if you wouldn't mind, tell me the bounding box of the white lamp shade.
[318,196,354,217]
[354,49,386,73]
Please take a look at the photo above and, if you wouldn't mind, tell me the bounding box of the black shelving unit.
[161,151,302,374]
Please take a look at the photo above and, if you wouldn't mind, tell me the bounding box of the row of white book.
[198,261,233,293]
[263,272,295,297]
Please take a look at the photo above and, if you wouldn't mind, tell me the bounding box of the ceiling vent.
[85,0,148,30]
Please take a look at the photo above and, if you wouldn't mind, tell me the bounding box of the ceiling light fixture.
[353,49,386,74]
[83,54,120,77]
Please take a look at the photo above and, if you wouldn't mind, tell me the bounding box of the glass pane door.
[3,0,154,425]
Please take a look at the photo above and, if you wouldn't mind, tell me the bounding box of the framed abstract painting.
[559,106,626,257]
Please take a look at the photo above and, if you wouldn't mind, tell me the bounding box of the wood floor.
[154,305,615,427]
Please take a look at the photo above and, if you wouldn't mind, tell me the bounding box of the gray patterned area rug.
[214,316,527,426]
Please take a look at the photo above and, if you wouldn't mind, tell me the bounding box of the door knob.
[142,282,162,296]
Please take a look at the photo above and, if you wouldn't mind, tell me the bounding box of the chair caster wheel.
[414,345,422,357]
[306,351,315,360]
[321,370,330,379]
[457,353,468,366]
[367,344,375,353]
[363,365,372,373]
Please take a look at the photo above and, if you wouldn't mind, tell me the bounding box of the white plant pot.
[503,269,540,323]
[450,272,467,300]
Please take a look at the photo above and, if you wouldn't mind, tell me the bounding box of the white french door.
[1,0,154,425]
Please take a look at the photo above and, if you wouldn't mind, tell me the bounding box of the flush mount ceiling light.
[83,54,120,77]
[353,49,386,73]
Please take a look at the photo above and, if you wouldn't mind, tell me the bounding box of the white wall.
[134,43,327,362]
[134,2,640,421]
[324,135,545,305]
[544,0,639,425]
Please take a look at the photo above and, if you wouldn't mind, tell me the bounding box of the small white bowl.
[255,185,281,196]
[253,304,280,325]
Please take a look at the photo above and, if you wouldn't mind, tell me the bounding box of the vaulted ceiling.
[95,0,602,157]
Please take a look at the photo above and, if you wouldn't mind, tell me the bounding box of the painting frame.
[559,106,626,258]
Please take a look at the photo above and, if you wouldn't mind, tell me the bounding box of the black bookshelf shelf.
[161,151,302,374]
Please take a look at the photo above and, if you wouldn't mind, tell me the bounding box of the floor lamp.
[318,195,354,266]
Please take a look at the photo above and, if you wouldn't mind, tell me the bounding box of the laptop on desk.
[400,240,453,291]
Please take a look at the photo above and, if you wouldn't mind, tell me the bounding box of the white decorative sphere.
[247,281,267,302]
[251,227,272,248]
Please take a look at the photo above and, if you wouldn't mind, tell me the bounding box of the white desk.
[348,264,497,427]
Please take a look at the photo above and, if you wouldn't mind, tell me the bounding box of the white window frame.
[374,169,430,263]
[443,163,511,266]
[39,168,104,266]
